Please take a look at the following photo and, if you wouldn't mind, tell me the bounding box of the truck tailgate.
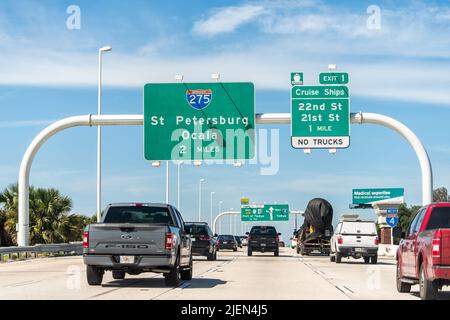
[440,229,450,265]
[88,223,168,255]
[341,234,377,248]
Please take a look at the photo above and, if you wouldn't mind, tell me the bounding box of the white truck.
[330,215,379,264]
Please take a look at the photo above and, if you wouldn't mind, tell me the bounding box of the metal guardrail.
[0,243,83,255]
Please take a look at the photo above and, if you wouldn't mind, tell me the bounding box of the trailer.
[296,198,334,256]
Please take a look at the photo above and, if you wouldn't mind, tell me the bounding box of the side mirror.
[245,232,249,235]
[214,233,218,238]
[277,233,281,236]
[392,226,403,239]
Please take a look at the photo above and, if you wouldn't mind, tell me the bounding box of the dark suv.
[185,222,217,261]
[216,235,238,251]
[247,226,280,256]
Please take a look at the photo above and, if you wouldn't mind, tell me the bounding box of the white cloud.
[192,5,265,36]
[0,1,450,107]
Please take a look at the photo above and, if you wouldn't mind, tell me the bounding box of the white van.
[330,215,379,264]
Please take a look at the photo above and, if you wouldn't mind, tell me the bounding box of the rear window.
[186,224,208,235]
[218,235,235,240]
[103,206,173,224]
[341,221,376,235]
[426,207,450,230]
[250,226,277,235]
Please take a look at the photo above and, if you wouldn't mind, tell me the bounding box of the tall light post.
[198,178,205,221]
[210,191,215,226]
[177,161,183,210]
[218,201,223,234]
[165,161,169,203]
[229,208,233,234]
[96,46,112,222]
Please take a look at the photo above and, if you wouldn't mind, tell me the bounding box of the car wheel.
[86,265,103,286]
[364,257,370,264]
[274,249,279,257]
[112,270,125,280]
[213,249,217,260]
[207,251,214,261]
[396,260,411,293]
[247,249,252,256]
[180,255,193,281]
[335,252,342,264]
[419,262,438,300]
[371,256,378,264]
[164,256,181,286]
[233,247,237,252]
[330,254,336,262]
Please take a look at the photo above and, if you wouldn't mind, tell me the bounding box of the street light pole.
[165,160,169,203]
[210,191,215,226]
[218,201,223,234]
[198,179,205,221]
[230,208,233,234]
[177,161,183,210]
[96,46,112,222]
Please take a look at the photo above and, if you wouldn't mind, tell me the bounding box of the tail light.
[199,235,210,241]
[276,235,280,243]
[217,240,222,244]
[432,229,442,258]
[432,239,441,258]
[337,236,343,245]
[165,232,174,250]
[374,236,379,246]
[82,231,89,248]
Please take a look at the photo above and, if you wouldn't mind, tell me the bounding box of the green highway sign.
[241,204,289,221]
[352,188,405,205]
[291,72,303,86]
[319,72,349,85]
[291,83,350,149]
[144,82,255,161]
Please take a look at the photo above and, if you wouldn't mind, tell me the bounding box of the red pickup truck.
[396,202,450,299]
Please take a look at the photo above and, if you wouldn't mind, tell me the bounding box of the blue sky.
[0,0,449,239]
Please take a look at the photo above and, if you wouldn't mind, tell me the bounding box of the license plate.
[223,241,228,244]
[355,248,363,252]
[119,256,134,264]
[261,243,266,247]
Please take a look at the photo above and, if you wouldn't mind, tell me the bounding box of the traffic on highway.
[1,1,450,318]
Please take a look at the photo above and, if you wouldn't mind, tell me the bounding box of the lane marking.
[6,280,41,287]
[336,285,353,294]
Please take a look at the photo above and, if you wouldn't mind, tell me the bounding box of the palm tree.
[0,183,89,245]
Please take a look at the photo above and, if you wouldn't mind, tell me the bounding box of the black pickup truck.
[247,226,280,256]
[83,203,192,287]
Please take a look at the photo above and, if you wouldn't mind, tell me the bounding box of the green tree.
[0,183,91,245]
[397,203,420,232]
[433,187,449,202]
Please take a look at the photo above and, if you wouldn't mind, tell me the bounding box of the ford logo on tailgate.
[121,234,133,240]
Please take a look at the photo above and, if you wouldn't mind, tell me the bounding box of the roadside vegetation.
[398,187,450,231]
[0,183,95,247]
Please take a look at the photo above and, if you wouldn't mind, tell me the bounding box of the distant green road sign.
[319,72,349,85]
[352,188,405,205]
[291,84,350,149]
[144,82,255,161]
[241,204,289,221]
